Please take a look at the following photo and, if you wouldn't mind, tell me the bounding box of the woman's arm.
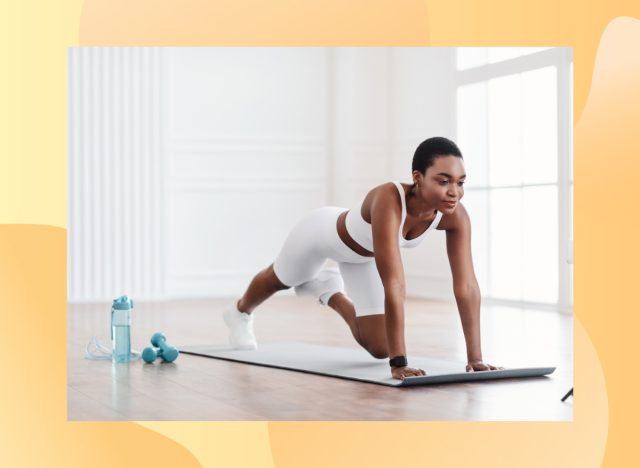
[444,203,484,364]
[370,185,426,379]
[370,184,407,360]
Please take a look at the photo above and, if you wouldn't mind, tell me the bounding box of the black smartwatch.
[389,355,408,368]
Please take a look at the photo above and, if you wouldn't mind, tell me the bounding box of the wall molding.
[168,179,324,192]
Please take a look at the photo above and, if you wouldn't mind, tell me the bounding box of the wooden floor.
[68,296,573,421]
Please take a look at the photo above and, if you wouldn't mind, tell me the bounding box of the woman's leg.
[237,264,290,313]
[224,263,292,349]
[326,292,361,344]
[327,293,388,358]
[237,208,337,314]
[332,261,388,359]
[224,207,338,350]
[354,315,388,358]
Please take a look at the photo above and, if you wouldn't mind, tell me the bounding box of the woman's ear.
[411,170,423,186]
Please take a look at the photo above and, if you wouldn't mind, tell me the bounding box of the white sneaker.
[294,268,344,305]
[222,301,257,350]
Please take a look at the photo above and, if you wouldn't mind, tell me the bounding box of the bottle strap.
[84,336,142,361]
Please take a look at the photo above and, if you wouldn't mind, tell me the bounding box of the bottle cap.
[112,295,134,310]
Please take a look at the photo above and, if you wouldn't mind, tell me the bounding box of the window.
[456,47,573,311]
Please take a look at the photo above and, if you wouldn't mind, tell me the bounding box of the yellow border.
[2,1,639,466]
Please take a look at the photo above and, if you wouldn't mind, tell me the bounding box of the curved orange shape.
[0,225,201,467]
[79,0,430,45]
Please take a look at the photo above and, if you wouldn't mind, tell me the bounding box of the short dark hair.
[412,137,463,174]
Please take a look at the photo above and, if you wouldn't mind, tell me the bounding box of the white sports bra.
[344,181,443,252]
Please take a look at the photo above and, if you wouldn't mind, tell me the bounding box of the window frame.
[454,47,573,313]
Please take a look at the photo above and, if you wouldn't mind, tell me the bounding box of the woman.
[223,136,502,380]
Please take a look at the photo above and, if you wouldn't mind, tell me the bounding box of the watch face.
[390,356,407,367]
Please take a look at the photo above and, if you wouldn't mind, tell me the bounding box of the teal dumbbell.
[142,332,179,363]
[141,346,175,363]
[142,346,160,363]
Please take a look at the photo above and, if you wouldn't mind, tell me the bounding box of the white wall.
[331,48,395,206]
[68,48,165,302]
[163,48,328,297]
[391,48,458,301]
[68,47,459,302]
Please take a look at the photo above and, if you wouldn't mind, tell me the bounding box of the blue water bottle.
[111,295,133,363]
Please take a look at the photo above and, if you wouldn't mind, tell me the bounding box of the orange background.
[1,1,639,466]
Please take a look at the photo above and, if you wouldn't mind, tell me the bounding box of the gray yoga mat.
[180,341,555,387]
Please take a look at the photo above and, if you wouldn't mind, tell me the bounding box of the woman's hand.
[391,366,427,380]
[465,360,504,372]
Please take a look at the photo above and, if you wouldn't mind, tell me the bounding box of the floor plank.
[68,296,573,420]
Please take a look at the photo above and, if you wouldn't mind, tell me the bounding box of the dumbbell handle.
[151,332,171,350]
[149,333,179,362]
[143,346,175,362]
